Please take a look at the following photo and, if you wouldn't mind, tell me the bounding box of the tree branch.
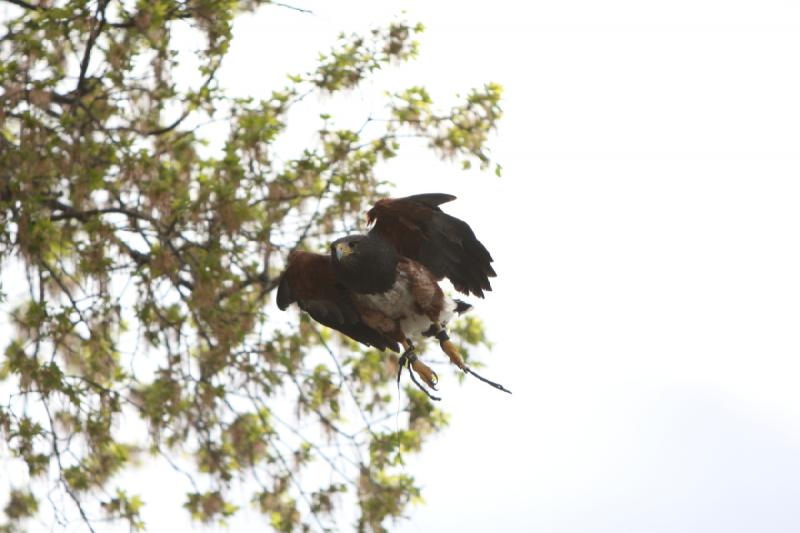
[42,402,98,533]
[76,0,109,95]
[2,0,43,11]
[47,200,159,227]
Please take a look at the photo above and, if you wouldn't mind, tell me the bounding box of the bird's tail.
[453,299,472,314]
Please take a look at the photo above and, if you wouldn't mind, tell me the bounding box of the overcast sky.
[8,0,800,531]
[283,2,800,532]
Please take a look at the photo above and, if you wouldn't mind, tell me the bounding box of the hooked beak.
[334,242,352,261]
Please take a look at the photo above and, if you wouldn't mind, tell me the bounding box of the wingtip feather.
[276,275,293,310]
[404,193,457,207]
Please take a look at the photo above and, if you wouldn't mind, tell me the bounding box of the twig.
[76,0,109,95]
[42,403,98,533]
[2,0,43,10]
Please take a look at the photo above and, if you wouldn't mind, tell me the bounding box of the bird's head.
[331,234,366,263]
[330,233,398,294]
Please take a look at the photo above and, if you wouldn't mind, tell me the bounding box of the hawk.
[276,193,509,399]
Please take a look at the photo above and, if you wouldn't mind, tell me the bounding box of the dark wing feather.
[277,251,399,352]
[366,193,496,297]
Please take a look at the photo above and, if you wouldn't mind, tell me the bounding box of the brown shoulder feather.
[277,251,399,351]
[366,194,496,297]
[398,258,445,322]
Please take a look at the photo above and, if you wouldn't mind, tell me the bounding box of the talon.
[411,358,438,389]
[440,338,466,371]
[397,341,441,400]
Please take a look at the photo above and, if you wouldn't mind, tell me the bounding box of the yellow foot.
[411,358,438,389]
[440,339,466,371]
[398,343,440,399]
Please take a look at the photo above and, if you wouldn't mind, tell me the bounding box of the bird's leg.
[435,328,512,394]
[397,340,412,386]
[399,340,438,389]
[399,340,440,401]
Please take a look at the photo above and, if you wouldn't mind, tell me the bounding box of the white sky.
[7,0,800,531]
[387,2,800,532]
[290,1,800,532]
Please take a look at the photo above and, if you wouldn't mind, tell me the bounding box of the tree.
[0,0,502,530]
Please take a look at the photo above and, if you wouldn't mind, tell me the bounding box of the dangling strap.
[435,329,512,395]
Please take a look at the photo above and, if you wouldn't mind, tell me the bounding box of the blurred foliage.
[0,0,501,530]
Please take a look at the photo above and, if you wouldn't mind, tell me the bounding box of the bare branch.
[1,0,43,11]
[76,0,109,95]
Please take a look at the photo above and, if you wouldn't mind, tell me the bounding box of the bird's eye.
[348,242,356,249]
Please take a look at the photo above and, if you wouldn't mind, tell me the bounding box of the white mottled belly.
[353,270,456,336]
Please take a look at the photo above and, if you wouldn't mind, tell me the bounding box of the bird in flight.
[276,193,510,400]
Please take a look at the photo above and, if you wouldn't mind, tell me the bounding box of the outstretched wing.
[366,193,496,297]
[276,251,399,352]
